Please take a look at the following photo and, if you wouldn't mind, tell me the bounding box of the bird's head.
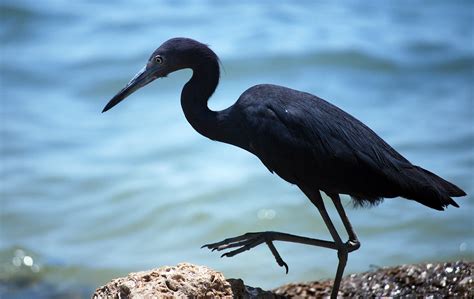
[102,37,217,113]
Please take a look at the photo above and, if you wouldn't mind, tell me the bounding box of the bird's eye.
[154,55,163,64]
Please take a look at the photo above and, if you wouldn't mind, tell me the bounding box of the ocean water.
[1,0,473,297]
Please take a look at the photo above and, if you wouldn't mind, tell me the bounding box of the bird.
[102,37,466,298]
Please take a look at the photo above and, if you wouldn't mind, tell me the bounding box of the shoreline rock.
[274,260,473,298]
[92,260,473,298]
[92,263,275,298]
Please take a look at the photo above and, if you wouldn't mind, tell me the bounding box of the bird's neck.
[181,59,228,142]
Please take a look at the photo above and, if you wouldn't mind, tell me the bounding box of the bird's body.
[230,84,464,210]
[103,37,466,298]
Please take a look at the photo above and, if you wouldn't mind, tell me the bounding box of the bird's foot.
[202,231,289,273]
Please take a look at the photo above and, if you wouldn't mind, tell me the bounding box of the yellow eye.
[154,55,163,64]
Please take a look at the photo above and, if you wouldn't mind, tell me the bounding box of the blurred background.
[1,0,473,297]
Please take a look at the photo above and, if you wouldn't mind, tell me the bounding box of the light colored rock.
[92,262,274,298]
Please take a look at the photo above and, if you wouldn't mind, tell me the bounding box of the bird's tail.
[402,166,466,211]
[416,167,466,197]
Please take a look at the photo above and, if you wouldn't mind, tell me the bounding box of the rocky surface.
[92,263,274,298]
[274,260,473,298]
[92,260,473,298]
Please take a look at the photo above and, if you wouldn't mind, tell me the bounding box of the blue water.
[1,1,473,297]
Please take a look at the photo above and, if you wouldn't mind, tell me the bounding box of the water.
[1,0,473,297]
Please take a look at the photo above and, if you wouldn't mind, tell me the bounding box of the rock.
[92,262,275,298]
[93,261,473,298]
[273,260,474,298]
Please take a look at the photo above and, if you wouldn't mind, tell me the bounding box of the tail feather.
[396,166,465,210]
[415,167,467,197]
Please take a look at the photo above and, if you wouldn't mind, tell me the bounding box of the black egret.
[102,38,466,298]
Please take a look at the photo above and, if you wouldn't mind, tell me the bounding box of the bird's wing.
[235,84,462,209]
[238,85,412,197]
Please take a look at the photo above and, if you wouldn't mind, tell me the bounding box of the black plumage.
[103,38,466,298]
[233,84,464,210]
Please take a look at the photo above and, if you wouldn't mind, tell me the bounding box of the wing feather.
[238,85,413,200]
[234,84,463,209]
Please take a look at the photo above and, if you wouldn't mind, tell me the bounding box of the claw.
[265,240,289,274]
[281,261,289,274]
[203,232,291,274]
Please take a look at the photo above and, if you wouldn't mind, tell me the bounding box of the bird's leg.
[202,231,338,273]
[327,193,360,252]
[203,191,357,298]
[300,188,348,299]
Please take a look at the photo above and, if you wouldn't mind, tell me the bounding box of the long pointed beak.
[102,65,158,113]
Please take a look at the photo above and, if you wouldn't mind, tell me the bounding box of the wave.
[224,50,474,74]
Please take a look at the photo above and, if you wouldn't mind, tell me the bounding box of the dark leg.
[327,193,360,251]
[300,188,349,299]
[202,231,338,273]
[202,189,359,299]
